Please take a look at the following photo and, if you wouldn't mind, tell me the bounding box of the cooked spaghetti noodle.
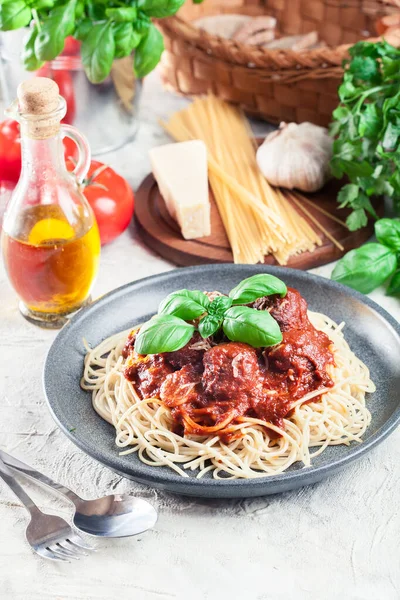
[81,312,374,479]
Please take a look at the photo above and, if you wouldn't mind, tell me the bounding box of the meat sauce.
[123,288,334,441]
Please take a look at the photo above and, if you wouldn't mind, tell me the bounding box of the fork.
[0,456,94,562]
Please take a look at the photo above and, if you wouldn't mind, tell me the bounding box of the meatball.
[124,352,173,398]
[160,365,201,407]
[202,342,262,402]
[164,333,207,370]
[251,287,309,331]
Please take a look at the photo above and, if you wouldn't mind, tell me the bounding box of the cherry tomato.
[62,36,81,56]
[67,159,134,245]
[0,119,21,184]
[36,65,76,125]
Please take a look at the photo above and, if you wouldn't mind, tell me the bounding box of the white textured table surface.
[1,72,399,600]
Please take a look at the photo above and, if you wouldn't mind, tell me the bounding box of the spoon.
[0,449,157,538]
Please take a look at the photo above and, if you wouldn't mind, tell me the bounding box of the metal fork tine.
[68,534,95,551]
[52,543,82,559]
[50,546,80,561]
[36,546,70,563]
[61,540,88,557]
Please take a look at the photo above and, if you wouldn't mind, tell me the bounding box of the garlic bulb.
[256,122,333,192]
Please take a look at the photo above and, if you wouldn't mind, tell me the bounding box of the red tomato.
[67,159,134,245]
[62,36,81,56]
[0,119,79,185]
[36,66,76,125]
[0,119,21,184]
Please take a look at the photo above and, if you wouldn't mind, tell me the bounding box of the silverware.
[0,449,158,538]
[0,456,94,562]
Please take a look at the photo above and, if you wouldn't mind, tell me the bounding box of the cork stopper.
[17,78,62,139]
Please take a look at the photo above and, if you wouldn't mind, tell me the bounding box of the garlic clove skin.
[256,122,333,193]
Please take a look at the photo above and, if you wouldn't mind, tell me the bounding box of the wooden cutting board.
[135,174,377,269]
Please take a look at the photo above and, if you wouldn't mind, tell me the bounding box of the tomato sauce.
[123,288,334,441]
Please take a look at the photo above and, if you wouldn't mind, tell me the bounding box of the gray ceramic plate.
[44,265,400,498]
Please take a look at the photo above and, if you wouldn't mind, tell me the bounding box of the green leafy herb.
[158,290,210,320]
[137,0,186,18]
[1,0,204,83]
[222,306,282,348]
[135,314,195,354]
[134,23,164,79]
[135,275,287,353]
[331,40,400,229]
[387,270,400,295]
[375,218,400,252]
[21,26,45,71]
[0,0,31,31]
[331,242,397,294]
[198,315,222,339]
[35,0,77,62]
[229,274,287,305]
[208,296,233,317]
[81,21,115,84]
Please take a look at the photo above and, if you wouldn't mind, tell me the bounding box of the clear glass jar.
[0,29,142,155]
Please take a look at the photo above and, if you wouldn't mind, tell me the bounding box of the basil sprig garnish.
[134,274,287,354]
[134,315,195,355]
[229,274,287,305]
[223,306,282,348]
[158,290,210,320]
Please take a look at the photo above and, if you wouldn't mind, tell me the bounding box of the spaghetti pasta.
[81,313,374,480]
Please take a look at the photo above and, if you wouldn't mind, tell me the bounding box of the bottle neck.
[20,128,67,182]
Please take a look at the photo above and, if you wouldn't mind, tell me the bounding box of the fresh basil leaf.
[21,26,44,71]
[0,0,31,31]
[222,306,282,348]
[75,18,92,41]
[137,0,185,18]
[35,0,76,61]
[134,22,164,79]
[208,296,232,317]
[113,23,141,58]
[158,290,210,320]
[81,21,115,84]
[106,7,137,22]
[198,315,222,339]
[229,274,287,305]
[33,0,55,9]
[134,315,195,354]
[387,270,400,296]
[375,218,400,252]
[134,12,150,34]
[331,243,397,294]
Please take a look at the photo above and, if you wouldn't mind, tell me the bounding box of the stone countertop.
[0,71,399,600]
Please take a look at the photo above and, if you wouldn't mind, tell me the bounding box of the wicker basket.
[158,0,400,127]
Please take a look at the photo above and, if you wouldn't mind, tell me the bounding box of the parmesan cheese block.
[149,140,210,239]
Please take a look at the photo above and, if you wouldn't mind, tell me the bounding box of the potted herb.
[0,0,203,152]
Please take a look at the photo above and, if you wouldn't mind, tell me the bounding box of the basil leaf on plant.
[81,21,115,84]
[134,23,164,79]
[75,18,92,41]
[387,270,400,296]
[375,218,400,252]
[158,290,210,320]
[21,27,45,71]
[137,0,185,18]
[222,306,282,348]
[331,243,397,294]
[0,1,31,31]
[134,315,195,354]
[106,7,137,22]
[208,296,232,317]
[198,315,222,339]
[229,274,287,305]
[113,23,141,58]
[35,0,76,61]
